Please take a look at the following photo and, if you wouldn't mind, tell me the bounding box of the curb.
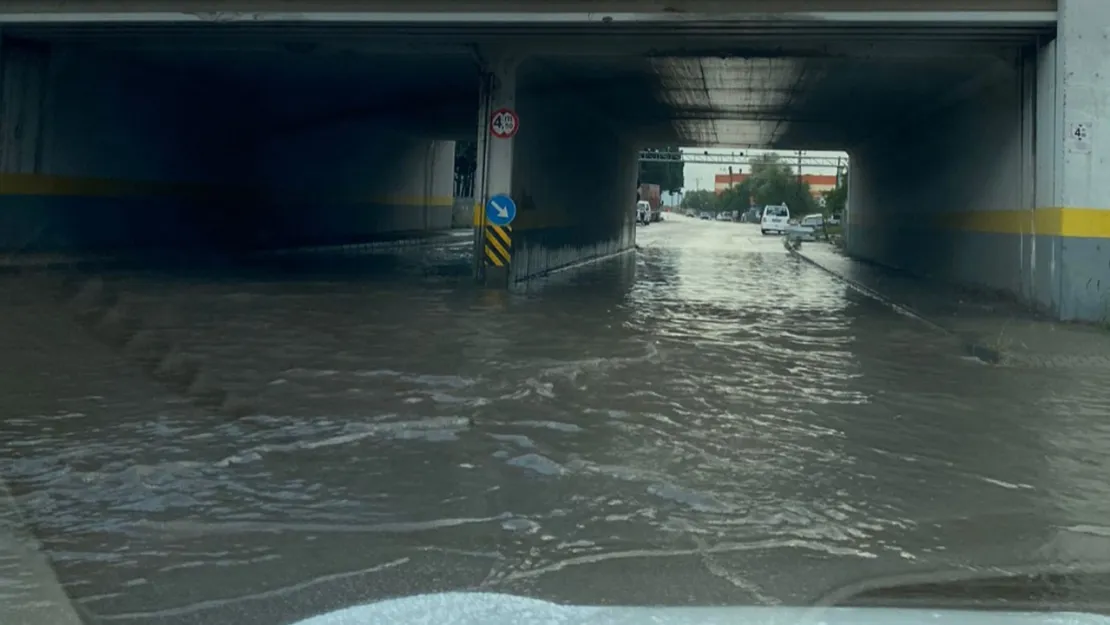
[0,479,84,625]
[512,246,636,287]
[788,246,1004,365]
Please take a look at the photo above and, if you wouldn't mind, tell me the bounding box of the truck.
[637,183,663,222]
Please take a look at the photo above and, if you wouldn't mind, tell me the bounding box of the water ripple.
[2,222,1109,621]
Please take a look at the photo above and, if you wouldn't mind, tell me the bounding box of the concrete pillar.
[1032,39,1061,312]
[472,54,519,286]
[843,149,860,255]
[1051,0,1110,320]
[500,60,639,284]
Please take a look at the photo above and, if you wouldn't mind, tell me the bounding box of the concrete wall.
[0,37,463,256]
[848,0,1110,321]
[845,50,1059,310]
[251,117,455,247]
[507,74,638,282]
[0,39,247,253]
[1031,38,1064,314]
[1050,0,1110,321]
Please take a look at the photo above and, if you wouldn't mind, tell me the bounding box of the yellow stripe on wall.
[0,173,238,198]
[1057,208,1110,238]
[359,195,454,208]
[0,173,454,208]
[469,205,617,230]
[856,207,1110,239]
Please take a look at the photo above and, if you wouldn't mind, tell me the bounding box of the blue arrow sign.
[485,194,517,226]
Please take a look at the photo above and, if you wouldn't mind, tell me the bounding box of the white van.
[760,204,790,235]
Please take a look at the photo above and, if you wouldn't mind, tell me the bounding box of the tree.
[744,153,818,215]
[716,179,752,213]
[454,141,477,197]
[681,189,716,211]
[639,146,685,193]
[454,141,477,198]
[822,168,848,216]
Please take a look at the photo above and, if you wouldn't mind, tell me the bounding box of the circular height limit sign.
[489,108,519,139]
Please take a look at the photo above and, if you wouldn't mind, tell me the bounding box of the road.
[2,216,1110,624]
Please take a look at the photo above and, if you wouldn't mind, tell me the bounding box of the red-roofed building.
[714,172,838,199]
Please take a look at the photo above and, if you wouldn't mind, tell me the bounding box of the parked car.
[699,212,712,220]
[799,213,825,228]
[788,214,823,242]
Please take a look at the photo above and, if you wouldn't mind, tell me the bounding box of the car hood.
[289,592,1110,625]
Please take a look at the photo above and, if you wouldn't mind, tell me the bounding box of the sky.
[670,147,849,201]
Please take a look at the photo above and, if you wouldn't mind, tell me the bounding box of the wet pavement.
[794,242,1110,371]
[2,216,1110,624]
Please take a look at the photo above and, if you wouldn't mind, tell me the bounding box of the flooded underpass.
[3,218,1110,624]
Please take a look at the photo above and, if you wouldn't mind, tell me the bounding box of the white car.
[800,213,825,228]
[760,204,790,235]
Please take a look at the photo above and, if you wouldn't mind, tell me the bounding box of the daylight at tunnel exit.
[4,2,1110,625]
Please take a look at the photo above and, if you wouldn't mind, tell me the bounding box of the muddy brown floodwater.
[2,219,1110,625]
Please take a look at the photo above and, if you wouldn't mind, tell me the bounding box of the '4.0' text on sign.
[490,108,519,139]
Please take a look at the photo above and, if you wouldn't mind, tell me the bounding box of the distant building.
[714,172,838,200]
[713,172,746,194]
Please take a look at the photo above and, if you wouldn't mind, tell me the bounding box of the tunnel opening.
[505,39,1048,304]
[0,29,478,264]
[0,11,1078,315]
[604,29,1055,314]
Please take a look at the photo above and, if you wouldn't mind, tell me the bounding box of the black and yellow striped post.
[477,193,516,286]
[484,223,512,273]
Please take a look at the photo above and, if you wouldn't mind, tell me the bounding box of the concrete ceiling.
[61,42,482,131]
[7,20,1054,53]
[0,0,1060,13]
[528,50,1016,149]
[11,17,1048,149]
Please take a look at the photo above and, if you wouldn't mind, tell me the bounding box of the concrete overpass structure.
[0,2,1106,319]
[640,153,844,166]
